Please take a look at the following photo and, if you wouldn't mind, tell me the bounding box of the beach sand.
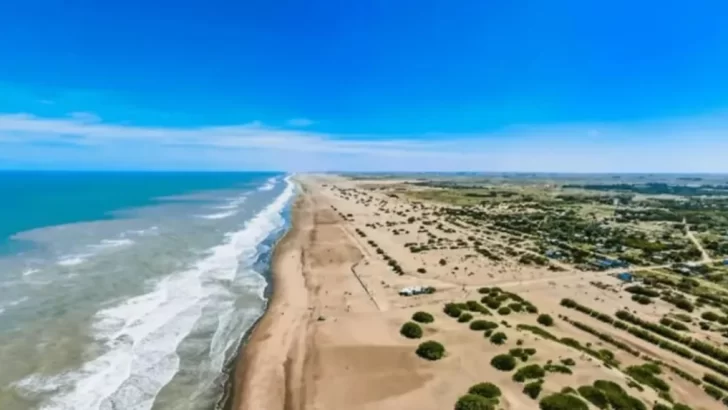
[231,175,716,410]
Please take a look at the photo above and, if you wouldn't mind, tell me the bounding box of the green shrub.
[415,340,445,360]
[539,393,589,410]
[509,302,523,312]
[444,303,462,318]
[523,381,543,399]
[498,307,512,315]
[702,311,720,322]
[672,404,692,410]
[625,364,669,392]
[560,387,577,395]
[466,300,491,314]
[652,404,671,410]
[458,313,474,323]
[490,354,517,371]
[513,364,546,383]
[704,384,724,400]
[482,297,501,309]
[524,348,537,356]
[544,364,572,374]
[513,364,546,382]
[468,382,501,399]
[478,287,491,294]
[703,373,728,391]
[470,320,492,330]
[537,314,554,326]
[624,285,660,297]
[490,331,508,345]
[400,322,423,339]
[561,358,576,366]
[577,386,608,409]
[454,394,494,410]
[592,380,646,410]
[412,311,434,324]
[632,294,652,305]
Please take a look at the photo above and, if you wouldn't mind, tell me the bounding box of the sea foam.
[16,177,296,410]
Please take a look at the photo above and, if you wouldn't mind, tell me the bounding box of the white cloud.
[286,118,314,127]
[1,111,728,172]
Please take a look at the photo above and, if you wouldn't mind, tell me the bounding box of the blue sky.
[2,1,728,172]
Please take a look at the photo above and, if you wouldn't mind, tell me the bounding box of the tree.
[537,314,554,326]
[523,381,543,399]
[539,393,589,410]
[489,332,508,345]
[468,382,501,399]
[454,394,494,410]
[412,311,434,324]
[400,322,423,339]
[416,340,445,360]
[491,354,517,371]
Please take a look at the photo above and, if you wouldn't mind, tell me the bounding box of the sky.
[1,0,728,172]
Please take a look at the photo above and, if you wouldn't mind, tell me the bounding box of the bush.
[702,311,720,322]
[468,382,501,399]
[444,303,462,318]
[537,314,554,326]
[482,297,501,309]
[489,332,508,345]
[498,307,512,315]
[625,285,660,298]
[415,340,445,360]
[454,394,494,410]
[632,295,652,305]
[625,364,669,392]
[491,354,517,371]
[509,302,523,312]
[513,364,546,382]
[478,287,491,294]
[577,386,608,409]
[525,304,539,314]
[466,300,491,315]
[523,381,543,399]
[704,384,724,400]
[544,364,572,374]
[470,320,493,330]
[561,358,576,366]
[458,313,474,323]
[560,387,577,395]
[652,404,671,410]
[412,311,434,324]
[703,373,728,391]
[400,322,423,339]
[539,393,589,410]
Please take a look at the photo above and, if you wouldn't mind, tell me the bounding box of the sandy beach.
[231,175,717,410]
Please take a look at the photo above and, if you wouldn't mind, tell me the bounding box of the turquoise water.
[0,172,279,254]
[0,172,295,410]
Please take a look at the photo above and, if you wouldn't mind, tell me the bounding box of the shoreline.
[226,180,309,410]
[219,179,299,410]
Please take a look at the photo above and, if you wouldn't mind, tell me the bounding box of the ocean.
[0,171,295,410]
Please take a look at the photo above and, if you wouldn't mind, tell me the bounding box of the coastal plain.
[234,174,728,410]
